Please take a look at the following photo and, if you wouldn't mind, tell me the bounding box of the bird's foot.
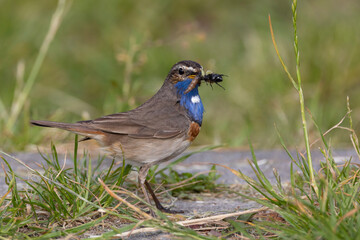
[157,205,184,214]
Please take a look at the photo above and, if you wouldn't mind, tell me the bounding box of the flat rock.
[0,148,358,239]
[1,148,358,194]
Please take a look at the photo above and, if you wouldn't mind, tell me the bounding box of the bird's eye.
[178,67,184,75]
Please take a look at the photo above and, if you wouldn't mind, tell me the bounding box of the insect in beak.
[201,71,226,90]
[184,74,201,94]
[184,70,226,94]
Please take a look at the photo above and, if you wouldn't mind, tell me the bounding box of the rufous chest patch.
[187,122,200,141]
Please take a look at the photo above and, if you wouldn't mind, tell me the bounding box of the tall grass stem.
[5,0,68,132]
[291,0,317,195]
[269,0,318,195]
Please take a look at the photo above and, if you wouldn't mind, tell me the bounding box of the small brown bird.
[31,60,223,214]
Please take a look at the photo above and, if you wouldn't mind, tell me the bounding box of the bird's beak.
[184,73,202,94]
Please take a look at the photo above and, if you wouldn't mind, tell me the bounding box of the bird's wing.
[78,106,189,139]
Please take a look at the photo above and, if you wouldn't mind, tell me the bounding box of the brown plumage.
[31,60,221,215]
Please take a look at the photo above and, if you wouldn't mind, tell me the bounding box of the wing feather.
[77,109,186,139]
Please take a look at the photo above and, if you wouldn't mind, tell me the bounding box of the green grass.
[1,0,360,150]
[223,0,360,238]
[0,139,223,239]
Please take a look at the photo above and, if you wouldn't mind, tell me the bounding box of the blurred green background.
[1,0,360,151]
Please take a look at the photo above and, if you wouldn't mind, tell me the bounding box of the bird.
[31,60,222,215]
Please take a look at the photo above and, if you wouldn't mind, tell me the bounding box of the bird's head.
[162,60,224,125]
[166,60,204,94]
[164,60,205,125]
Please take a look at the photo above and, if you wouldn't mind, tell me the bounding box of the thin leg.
[144,180,169,212]
[138,165,155,216]
[145,179,183,214]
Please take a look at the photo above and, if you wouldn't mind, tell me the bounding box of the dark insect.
[185,72,226,93]
[202,73,226,90]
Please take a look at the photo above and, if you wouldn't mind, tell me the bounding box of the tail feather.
[30,120,103,137]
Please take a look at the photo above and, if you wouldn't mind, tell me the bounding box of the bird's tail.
[30,120,103,137]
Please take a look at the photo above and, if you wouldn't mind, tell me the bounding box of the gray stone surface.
[1,148,358,194]
[1,148,358,239]
[172,149,359,184]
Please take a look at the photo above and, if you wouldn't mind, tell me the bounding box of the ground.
[1,146,358,238]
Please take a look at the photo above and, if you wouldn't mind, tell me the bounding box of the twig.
[98,178,152,220]
[113,206,268,238]
[158,180,203,195]
[307,109,350,149]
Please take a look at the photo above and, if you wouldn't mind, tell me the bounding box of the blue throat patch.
[175,79,204,125]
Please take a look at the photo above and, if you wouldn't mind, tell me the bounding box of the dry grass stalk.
[113,206,268,238]
[98,178,152,220]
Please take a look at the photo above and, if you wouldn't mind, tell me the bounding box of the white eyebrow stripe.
[181,66,196,72]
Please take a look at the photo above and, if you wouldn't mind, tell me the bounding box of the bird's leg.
[144,180,169,212]
[139,166,182,215]
[144,179,183,214]
[138,165,155,216]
